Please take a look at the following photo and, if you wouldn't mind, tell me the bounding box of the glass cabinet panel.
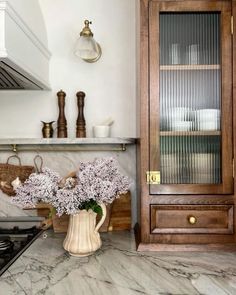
[160,13,221,184]
[149,1,233,194]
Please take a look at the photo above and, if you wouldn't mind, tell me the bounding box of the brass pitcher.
[41,121,55,138]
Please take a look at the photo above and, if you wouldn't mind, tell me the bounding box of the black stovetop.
[0,226,43,276]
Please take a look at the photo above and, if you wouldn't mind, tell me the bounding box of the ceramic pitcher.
[63,203,107,257]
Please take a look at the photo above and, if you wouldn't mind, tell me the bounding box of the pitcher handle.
[95,203,107,233]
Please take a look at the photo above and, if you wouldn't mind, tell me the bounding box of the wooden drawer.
[150,205,233,234]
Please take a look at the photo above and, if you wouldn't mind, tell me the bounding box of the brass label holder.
[146,171,160,184]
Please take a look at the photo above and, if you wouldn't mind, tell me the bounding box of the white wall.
[0,0,136,138]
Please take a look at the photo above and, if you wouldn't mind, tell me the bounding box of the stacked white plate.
[171,121,193,131]
[167,107,193,131]
[194,109,220,131]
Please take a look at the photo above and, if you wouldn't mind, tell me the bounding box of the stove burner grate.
[0,239,13,252]
[0,227,43,276]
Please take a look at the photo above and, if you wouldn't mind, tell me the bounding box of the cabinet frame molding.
[149,0,233,195]
[136,0,236,250]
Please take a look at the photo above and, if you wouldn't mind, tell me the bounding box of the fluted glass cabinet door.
[149,1,233,195]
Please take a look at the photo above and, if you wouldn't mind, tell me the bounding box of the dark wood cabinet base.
[134,223,236,251]
[136,242,236,252]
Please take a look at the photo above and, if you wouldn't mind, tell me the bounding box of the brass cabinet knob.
[188,215,197,225]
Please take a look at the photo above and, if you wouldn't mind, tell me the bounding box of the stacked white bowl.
[168,107,193,131]
[194,109,220,131]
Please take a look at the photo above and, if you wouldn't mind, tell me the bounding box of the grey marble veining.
[0,137,136,145]
[0,146,137,223]
[0,191,37,217]
[1,231,236,295]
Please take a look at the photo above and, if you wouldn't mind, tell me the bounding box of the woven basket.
[0,155,35,196]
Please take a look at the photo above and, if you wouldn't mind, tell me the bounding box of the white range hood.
[0,0,51,90]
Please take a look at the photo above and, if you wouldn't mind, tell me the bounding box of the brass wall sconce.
[74,20,102,63]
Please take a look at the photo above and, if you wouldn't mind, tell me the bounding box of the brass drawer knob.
[188,216,197,225]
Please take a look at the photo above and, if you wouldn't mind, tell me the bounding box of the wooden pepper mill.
[57,90,68,138]
[76,91,86,137]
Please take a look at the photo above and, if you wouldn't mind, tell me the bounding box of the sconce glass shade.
[75,36,101,62]
[74,20,102,63]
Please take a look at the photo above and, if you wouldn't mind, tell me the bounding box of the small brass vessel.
[41,121,55,138]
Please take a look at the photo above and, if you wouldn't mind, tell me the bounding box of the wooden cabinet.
[136,0,236,250]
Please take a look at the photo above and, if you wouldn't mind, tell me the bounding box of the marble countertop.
[1,230,236,295]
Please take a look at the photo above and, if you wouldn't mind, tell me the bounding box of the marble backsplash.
[0,145,137,225]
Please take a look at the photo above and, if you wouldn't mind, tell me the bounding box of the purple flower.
[11,168,61,208]
[12,158,132,216]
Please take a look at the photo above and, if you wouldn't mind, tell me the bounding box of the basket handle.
[34,155,44,173]
[6,155,22,166]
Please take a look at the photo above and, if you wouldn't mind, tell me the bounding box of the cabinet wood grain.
[137,0,236,250]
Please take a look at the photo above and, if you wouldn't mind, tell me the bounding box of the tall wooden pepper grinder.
[57,90,68,138]
[76,91,86,137]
